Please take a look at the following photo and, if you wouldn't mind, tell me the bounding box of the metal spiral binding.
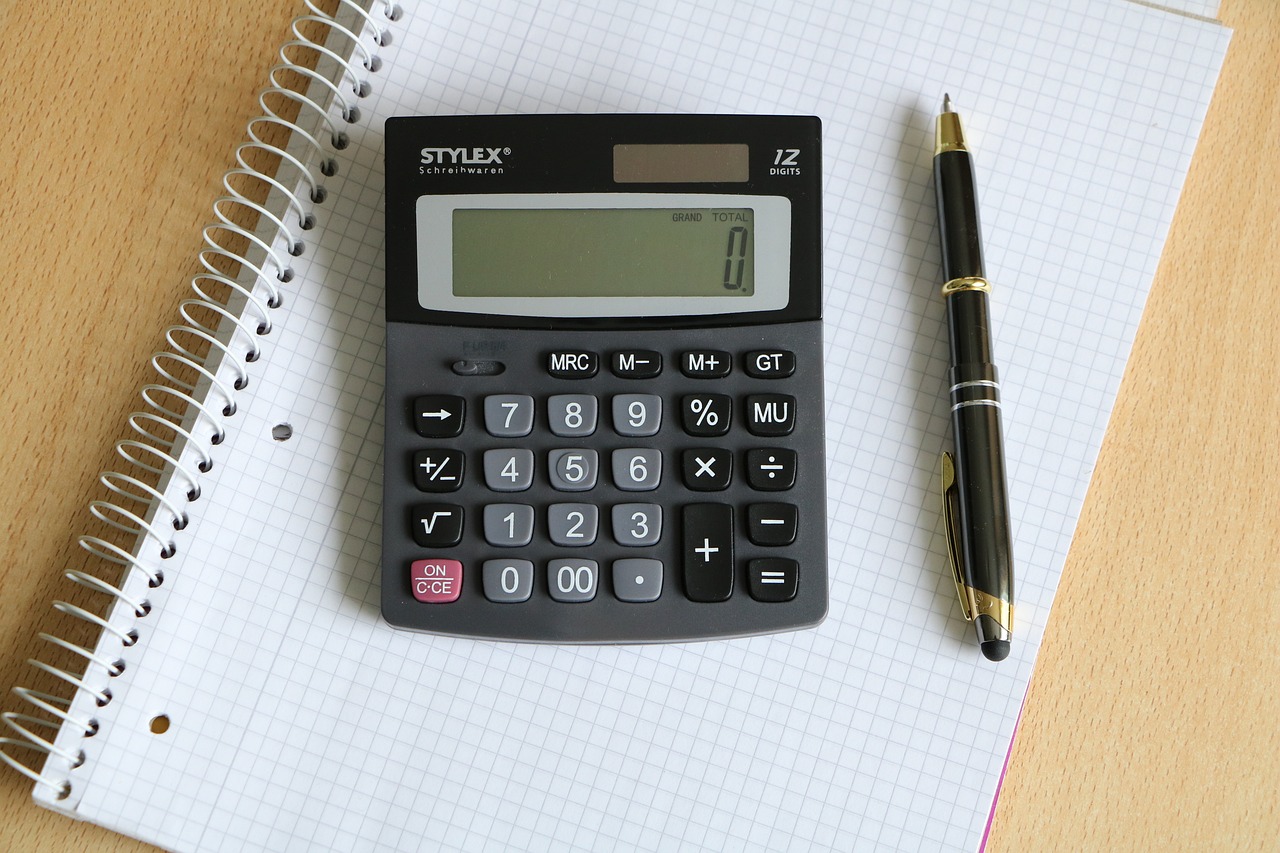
[0,0,401,802]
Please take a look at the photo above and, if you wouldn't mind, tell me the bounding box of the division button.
[413,395,464,437]
[747,503,798,546]
[682,448,732,491]
[681,350,732,378]
[682,503,733,602]
[411,559,463,603]
[548,559,599,602]
[744,350,795,378]
[747,558,798,602]
[410,503,464,547]
[681,394,732,437]
[611,503,662,546]
[547,351,599,379]
[412,449,464,492]
[745,448,797,491]
[483,503,535,547]
[612,350,663,379]
[746,394,796,436]
[482,559,533,602]
[613,559,663,603]
[483,449,535,492]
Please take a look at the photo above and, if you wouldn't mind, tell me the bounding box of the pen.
[933,95,1014,661]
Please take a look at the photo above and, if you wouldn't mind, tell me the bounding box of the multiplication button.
[682,448,731,491]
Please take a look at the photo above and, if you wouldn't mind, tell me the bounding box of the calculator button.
[484,394,535,437]
[681,394,732,437]
[681,350,732,378]
[611,503,662,546]
[612,394,661,437]
[613,559,663,603]
[612,449,662,491]
[747,503,798,546]
[483,449,535,492]
[547,351,599,379]
[548,395,598,437]
[482,559,533,602]
[746,448,797,490]
[682,504,734,602]
[612,350,662,379]
[483,503,535,547]
[412,450,464,492]
[413,395,464,438]
[410,504,464,548]
[745,350,795,378]
[746,394,796,436]
[410,559,463,603]
[682,448,732,491]
[548,503,599,546]
[547,559,599,602]
[748,558,798,602]
[548,449,599,491]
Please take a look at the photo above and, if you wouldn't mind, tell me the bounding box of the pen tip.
[942,93,953,113]
[981,639,1011,662]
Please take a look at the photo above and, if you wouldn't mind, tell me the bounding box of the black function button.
[612,350,663,379]
[681,394,732,437]
[412,450,464,492]
[681,350,732,378]
[746,448,797,491]
[413,395,465,437]
[748,558,798,602]
[746,394,796,436]
[745,350,795,379]
[747,503,798,546]
[683,503,734,602]
[547,351,599,379]
[682,448,732,491]
[410,503,464,547]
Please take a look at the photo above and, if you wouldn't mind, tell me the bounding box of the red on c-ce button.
[411,559,463,603]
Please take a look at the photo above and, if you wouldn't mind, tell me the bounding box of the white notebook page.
[43,1,1228,850]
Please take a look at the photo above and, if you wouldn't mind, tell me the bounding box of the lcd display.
[451,208,755,298]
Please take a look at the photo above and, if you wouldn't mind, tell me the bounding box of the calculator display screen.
[415,193,791,317]
[452,208,755,298]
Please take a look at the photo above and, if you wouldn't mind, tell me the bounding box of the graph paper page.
[57,1,1228,850]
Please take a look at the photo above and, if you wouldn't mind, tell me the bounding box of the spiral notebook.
[2,0,1228,850]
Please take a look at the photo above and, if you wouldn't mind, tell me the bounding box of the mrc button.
[547,351,599,378]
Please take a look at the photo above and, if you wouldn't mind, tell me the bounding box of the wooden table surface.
[1,1,1276,850]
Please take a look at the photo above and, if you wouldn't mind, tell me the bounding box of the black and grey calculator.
[381,114,826,642]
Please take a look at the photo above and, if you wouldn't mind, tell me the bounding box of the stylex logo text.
[419,147,509,175]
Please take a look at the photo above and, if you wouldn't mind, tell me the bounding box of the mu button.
[748,558,798,602]
[410,503,464,547]
[746,394,795,436]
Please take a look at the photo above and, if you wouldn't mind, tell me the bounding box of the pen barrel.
[947,352,1014,607]
[933,150,985,281]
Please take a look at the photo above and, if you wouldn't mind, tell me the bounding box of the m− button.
[612,350,662,379]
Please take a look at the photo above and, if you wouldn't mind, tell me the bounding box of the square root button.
[411,559,463,603]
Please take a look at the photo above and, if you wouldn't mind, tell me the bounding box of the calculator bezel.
[383,113,822,330]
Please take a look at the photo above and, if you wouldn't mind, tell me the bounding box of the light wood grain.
[1,2,1276,851]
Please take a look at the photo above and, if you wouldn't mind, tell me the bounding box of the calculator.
[381,114,826,642]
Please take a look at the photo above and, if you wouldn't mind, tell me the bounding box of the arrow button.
[413,395,465,437]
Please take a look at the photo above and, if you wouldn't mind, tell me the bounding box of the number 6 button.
[612,449,661,491]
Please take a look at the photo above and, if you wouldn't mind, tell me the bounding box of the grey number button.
[548,503,598,546]
[547,559,598,602]
[548,449,598,491]
[483,559,534,603]
[483,503,534,547]
[612,449,661,491]
[612,503,662,546]
[548,394,598,437]
[484,394,534,437]
[612,394,661,437]
[613,559,663,603]
[483,449,534,492]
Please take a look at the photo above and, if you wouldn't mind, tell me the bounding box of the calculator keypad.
[383,323,826,642]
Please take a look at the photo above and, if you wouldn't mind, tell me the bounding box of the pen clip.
[941,451,975,622]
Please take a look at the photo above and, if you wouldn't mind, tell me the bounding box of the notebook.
[1,0,1229,850]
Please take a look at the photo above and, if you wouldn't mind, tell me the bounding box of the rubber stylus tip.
[981,640,1011,662]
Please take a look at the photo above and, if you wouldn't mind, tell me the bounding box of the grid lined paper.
[47,1,1228,850]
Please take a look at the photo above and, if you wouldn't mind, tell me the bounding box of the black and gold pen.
[934,95,1014,661]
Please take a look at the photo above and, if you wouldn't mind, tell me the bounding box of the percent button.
[681,394,732,437]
